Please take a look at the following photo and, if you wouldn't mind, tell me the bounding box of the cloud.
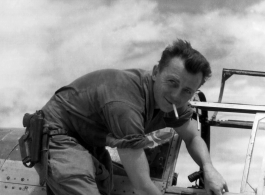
[155,0,265,104]
[2,0,265,127]
[0,0,165,126]
[155,0,264,15]
[1,0,265,192]
[201,76,265,104]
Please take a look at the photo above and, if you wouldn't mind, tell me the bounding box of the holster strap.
[49,128,67,136]
[38,126,67,186]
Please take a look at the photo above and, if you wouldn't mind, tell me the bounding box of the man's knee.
[46,135,100,195]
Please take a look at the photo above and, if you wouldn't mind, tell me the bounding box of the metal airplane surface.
[1,68,265,195]
[0,128,46,195]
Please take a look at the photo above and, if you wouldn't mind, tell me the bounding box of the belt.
[43,125,68,136]
[49,128,68,136]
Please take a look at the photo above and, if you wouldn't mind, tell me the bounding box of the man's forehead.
[161,58,184,74]
[162,61,203,90]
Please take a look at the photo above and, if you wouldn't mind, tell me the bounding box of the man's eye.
[184,89,192,95]
[169,80,176,85]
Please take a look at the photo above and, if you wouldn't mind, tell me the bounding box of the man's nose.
[171,89,182,105]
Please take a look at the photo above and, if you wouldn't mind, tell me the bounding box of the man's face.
[152,57,203,112]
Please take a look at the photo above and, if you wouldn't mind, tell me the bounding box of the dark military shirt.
[42,69,193,149]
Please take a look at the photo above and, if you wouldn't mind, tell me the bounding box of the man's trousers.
[46,135,111,195]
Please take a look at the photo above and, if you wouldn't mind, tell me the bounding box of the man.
[41,39,228,195]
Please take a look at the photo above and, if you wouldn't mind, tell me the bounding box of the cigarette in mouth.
[172,104,179,119]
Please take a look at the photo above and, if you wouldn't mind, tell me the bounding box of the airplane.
[1,68,265,195]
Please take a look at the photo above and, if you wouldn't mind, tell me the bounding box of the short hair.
[158,39,212,85]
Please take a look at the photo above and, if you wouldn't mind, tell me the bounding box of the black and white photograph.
[1,1,265,195]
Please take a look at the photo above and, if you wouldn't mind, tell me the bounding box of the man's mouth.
[164,97,172,105]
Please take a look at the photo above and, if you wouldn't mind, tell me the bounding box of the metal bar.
[208,120,253,129]
[190,101,265,114]
[195,91,210,188]
[212,68,265,120]
[165,186,251,195]
[166,132,182,188]
[208,120,265,130]
[196,91,210,151]
[241,113,265,193]
[223,68,265,77]
[212,69,233,120]
[257,152,265,195]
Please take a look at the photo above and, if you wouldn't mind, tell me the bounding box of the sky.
[1,0,265,193]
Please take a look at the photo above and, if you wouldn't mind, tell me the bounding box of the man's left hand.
[203,164,229,195]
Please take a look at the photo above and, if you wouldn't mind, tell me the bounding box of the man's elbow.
[131,176,153,192]
[184,135,202,151]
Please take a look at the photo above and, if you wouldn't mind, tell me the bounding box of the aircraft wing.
[0,128,46,195]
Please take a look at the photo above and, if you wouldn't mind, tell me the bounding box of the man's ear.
[152,65,159,81]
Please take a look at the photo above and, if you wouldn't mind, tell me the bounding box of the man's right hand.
[117,148,163,195]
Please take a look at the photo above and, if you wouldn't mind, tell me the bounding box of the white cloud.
[1,0,265,192]
[2,0,265,126]
[160,1,265,104]
[0,0,164,126]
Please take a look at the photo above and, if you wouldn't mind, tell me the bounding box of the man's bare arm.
[174,120,228,195]
[117,148,162,195]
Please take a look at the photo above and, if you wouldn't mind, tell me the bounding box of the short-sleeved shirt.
[42,69,193,149]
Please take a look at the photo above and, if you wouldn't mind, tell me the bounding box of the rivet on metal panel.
[7,176,10,180]
[12,186,15,189]
[19,187,22,190]
[5,186,7,188]
[21,178,25,181]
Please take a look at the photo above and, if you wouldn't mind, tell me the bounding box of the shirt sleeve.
[102,101,150,149]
